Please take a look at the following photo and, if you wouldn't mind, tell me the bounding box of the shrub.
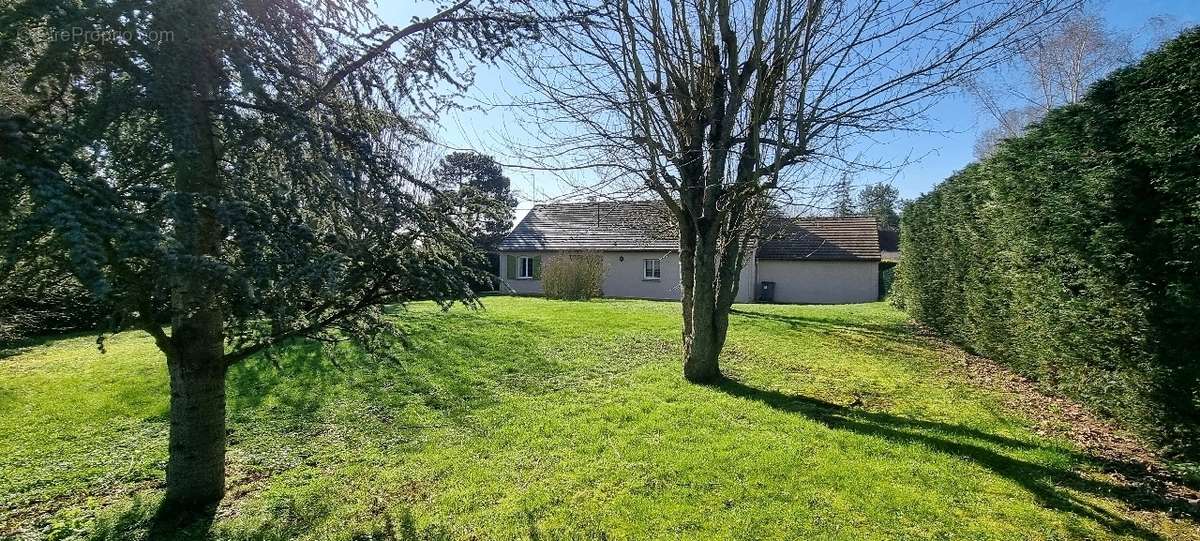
[541,252,604,301]
[897,29,1200,458]
[878,262,897,301]
[0,261,109,346]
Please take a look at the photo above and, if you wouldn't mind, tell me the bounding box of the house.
[497,201,881,304]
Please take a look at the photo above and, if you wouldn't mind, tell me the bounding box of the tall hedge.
[897,29,1200,458]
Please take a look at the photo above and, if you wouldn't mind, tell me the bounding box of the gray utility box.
[758,281,776,303]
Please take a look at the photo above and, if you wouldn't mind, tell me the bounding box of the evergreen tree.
[433,151,519,251]
[0,0,550,519]
[832,178,856,217]
[857,182,901,230]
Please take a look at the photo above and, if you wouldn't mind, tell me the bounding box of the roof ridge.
[502,202,881,261]
[532,199,663,206]
[772,215,878,221]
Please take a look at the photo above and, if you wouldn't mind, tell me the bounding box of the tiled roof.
[757,216,881,261]
[499,201,881,261]
[497,201,678,251]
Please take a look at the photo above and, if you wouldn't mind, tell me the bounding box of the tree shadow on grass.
[729,308,940,363]
[224,315,562,418]
[712,376,1179,540]
[226,342,348,415]
[730,308,918,343]
[85,496,216,541]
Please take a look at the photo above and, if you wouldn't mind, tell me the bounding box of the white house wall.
[754,260,879,304]
[499,251,754,303]
[599,251,682,300]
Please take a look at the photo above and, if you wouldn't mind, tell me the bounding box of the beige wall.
[599,251,682,300]
[499,251,754,303]
[754,260,879,304]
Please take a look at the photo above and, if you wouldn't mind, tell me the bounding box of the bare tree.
[971,105,1044,158]
[970,11,1132,156]
[513,0,1078,382]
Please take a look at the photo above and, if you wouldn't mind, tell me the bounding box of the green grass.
[1,297,1196,540]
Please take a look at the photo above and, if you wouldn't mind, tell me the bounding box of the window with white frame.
[643,258,661,280]
[517,256,535,279]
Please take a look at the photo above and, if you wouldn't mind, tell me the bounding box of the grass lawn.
[1,297,1196,540]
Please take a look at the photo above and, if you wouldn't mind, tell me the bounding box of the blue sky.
[376,1,1199,215]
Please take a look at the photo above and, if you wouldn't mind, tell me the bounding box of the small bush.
[542,252,604,301]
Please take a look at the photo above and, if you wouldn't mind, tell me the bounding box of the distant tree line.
[966,10,1133,157]
[896,29,1200,458]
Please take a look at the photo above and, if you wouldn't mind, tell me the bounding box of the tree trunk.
[162,335,227,514]
[682,224,723,382]
[160,115,225,513]
[683,304,722,382]
[152,0,227,517]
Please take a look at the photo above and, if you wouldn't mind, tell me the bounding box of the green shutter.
[532,256,542,279]
[506,255,517,279]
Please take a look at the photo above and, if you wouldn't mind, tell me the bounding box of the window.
[517,256,535,279]
[643,258,661,280]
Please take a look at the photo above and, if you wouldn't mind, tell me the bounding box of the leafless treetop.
[509,0,1079,210]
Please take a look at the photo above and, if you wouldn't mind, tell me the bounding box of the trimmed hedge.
[896,29,1200,458]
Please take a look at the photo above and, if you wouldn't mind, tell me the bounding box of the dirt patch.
[913,325,1200,519]
[0,479,163,538]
